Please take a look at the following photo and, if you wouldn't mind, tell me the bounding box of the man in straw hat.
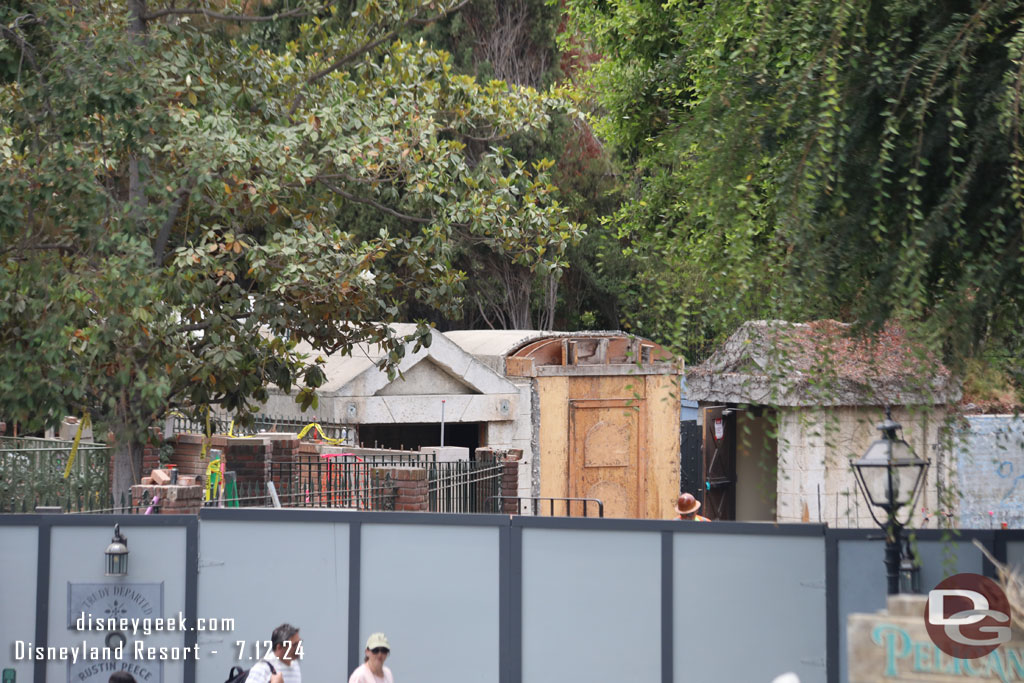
[675,492,710,521]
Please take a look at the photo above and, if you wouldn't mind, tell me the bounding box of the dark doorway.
[357,422,482,458]
[680,421,703,506]
[701,406,737,520]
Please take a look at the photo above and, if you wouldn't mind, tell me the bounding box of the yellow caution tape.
[205,457,221,502]
[200,406,211,460]
[63,413,91,479]
[227,420,348,446]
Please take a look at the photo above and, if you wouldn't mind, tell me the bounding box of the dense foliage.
[563,0,1024,373]
[0,0,580,500]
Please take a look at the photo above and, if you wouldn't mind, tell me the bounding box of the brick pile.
[130,481,204,515]
[170,434,230,477]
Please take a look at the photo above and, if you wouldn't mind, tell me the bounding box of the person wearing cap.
[675,492,710,521]
[348,632,394,683]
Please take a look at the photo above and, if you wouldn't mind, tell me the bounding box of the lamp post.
[851,408,929,595]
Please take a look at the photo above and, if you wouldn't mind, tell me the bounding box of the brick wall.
[170,434,230,477]
[478,447,522,514]
[393,468,429,512]
[500,458,519,514]
[369,467,428,512]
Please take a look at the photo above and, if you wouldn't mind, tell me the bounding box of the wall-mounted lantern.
[104,524,129,576]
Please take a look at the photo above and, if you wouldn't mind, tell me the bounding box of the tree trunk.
[111,432,144,512]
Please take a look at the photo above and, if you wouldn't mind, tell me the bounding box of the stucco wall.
[485,376,535,500]
[776,406,951,527]
[956,415,1024,528]
[735,411,777,521]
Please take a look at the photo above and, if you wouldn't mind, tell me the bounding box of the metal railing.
[0,437,111,513]
[429,460,503,513]
[198,453,504,514]
[170,413,357,445]
[485,496,605,517]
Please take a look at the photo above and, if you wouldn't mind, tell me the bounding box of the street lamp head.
[851,409,929,522]
[850,407,930,596]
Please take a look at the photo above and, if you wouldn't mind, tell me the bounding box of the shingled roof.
[686,320,960,406]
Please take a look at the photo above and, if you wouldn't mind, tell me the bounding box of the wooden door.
[569,399,643,518]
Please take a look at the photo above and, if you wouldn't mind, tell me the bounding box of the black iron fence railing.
[0,437,111,513]
[429,460,503,514]
[486,496,605,517]
[197,454,504,514]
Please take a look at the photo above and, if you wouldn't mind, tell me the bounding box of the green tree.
[408,0,622,331]
[562,0,1024,370]
[0,0,580,504]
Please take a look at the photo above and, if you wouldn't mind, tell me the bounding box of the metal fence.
[0,436,111,513]
[485,496,605,517]
[200,454,504,514]
[429,460,503,513]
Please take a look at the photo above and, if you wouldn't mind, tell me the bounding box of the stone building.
[261,327,683,519]
[686,320,960,527]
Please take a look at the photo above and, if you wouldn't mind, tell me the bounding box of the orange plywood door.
[569,399,643,518]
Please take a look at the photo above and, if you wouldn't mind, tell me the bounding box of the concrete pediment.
[375,357,479,397]
[323,327,519,399]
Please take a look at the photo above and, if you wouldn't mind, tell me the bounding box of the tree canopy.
[562,0,1024,372]
[0,0,580,501]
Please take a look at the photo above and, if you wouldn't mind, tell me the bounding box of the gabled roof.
[687,320,959,406]
[312,325,519,398]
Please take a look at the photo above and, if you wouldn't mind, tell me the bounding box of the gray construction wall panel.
[836,537,985,683]
[196,517,349,683]
[359,523,500,683]
[674,532,827,683]
[1006,540,1024,571]
[47,524,187,682]
[0,526,38,681]
[521,528,661,682]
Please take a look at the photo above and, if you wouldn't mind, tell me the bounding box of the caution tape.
[167,410,351,447]
[227,420,349,446]
[63,413,91,479]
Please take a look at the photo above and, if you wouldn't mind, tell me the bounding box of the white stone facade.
[775,406,953,528]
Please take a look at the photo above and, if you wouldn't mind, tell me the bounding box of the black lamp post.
[851,408,929,595]
[104,524,129,576]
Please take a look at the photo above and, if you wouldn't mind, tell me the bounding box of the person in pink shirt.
[348,633,394,683]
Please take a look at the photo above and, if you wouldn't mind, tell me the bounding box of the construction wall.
[776,406,952,527]
[4,511,1022,683]
[0,511,827,683]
